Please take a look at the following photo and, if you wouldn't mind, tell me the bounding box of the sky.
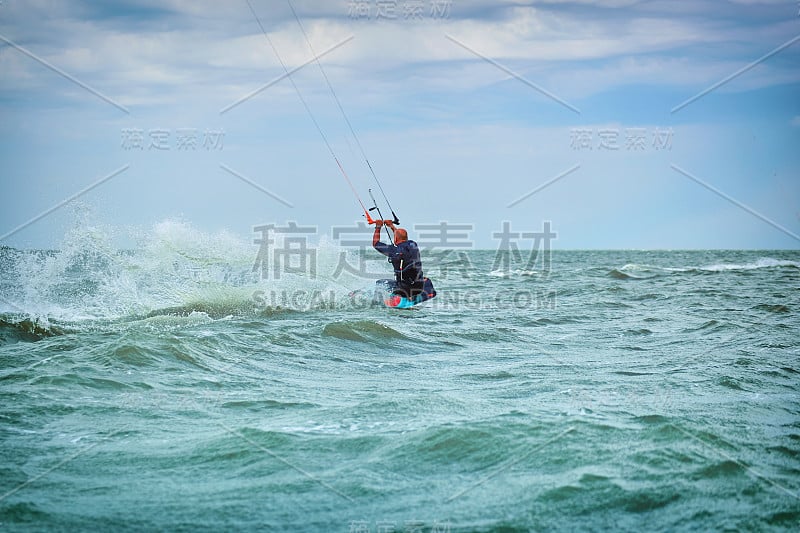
[0,0,799,250]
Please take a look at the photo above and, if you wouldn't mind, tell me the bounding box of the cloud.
[0,0,797,124]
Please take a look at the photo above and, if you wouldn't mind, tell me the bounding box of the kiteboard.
[377,278,437,309]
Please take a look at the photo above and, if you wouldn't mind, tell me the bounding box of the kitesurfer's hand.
[373,219,384,227]
[383,220,395,230]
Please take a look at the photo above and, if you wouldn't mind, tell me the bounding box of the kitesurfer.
[372,220,425,298]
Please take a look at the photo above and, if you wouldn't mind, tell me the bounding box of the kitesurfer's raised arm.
[372,220,397,249]
[372,219,385,248]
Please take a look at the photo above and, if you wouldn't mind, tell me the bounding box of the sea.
[1,220,798,532]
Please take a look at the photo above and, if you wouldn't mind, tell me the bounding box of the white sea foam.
[2,217,380,322]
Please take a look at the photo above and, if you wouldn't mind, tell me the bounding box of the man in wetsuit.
[372,219,425,298]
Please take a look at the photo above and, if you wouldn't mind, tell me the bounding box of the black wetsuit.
[373,239,425,297]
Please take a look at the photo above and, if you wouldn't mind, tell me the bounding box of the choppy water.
[1,222,799,531]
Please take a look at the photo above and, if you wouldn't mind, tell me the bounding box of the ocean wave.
[0,316,68,344]
[609,257,799,280]
[0,218,377,325]
[609,263,668,279]
[385,422,515,468]
[751,303,790,314]
[609,268,647,280]
[322,320,408,342]
[697,258,800,272]
[488,268,543,278]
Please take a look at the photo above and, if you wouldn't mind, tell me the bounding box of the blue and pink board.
[380,278,437,309]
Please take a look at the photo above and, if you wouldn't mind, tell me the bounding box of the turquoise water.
[1,224,799,531]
